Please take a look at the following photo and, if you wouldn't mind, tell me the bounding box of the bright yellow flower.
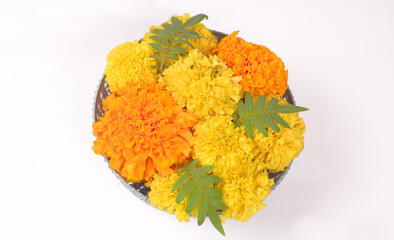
[143,13,217,57]
[104,40,158,93]
[161,49,242,119]
[253,96,306,172]
[148,173,198,222]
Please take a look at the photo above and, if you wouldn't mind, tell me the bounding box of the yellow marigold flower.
[143,13,217,57]
[253,96,306,172]
[219,168,274,222]
[192,115,257,175]
[148,173,198,222]
[161,49,242,119]
[104,40,158,93]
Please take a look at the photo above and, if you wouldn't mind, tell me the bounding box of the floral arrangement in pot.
[92,13,308,236]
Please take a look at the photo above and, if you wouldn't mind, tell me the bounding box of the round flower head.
[253,96,306,172]
[104,40,158,93]
[148,173,198,222]
[143,13,217,57]
[161,49,242,119]
[215,31,288,97]
[92,84,196,182]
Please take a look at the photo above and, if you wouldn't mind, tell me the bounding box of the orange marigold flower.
[92,84,196,182]
[215,31,288,97]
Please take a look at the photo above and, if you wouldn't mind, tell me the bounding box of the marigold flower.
[148,173,198,222]
[253,96,306,172]
[161,49,242,119]
[143,13,217,57]
[215,31,288,96]
[192,115,274,222]
[104,40,158,93]
[92,84,196,182]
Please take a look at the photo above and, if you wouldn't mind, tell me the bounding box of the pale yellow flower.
[161,49,242,119]
[104,40,158,93]
[253,96,306,172]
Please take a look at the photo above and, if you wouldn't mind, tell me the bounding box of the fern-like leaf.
[171,159,226,236]
[233,93,309,139]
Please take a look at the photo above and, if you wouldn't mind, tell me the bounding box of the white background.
[1,0,393,239]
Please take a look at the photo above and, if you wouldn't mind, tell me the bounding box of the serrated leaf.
[197,198,208,225]
[269,112,290,128]
[244,117,254,139]
[186,189,203,213]
[192,165,216,178]
[149,43,166,53]
[207,205,225,236]
[168,46,187,54]
[266,98,279,110]
[171,172,191,192]
[208,198,226,210]
[149,35,169,46]
[197,175,221,187]
[245,92,254,114]
[151,54,162,61]
[183,13,208,28]
[255,95,266,112]
[178,167,187,175]
[238,101,246,117]
[179,29,200,37]
[151,28,172,39]
[162,23,177,34]
[176,33,202,39]
[274,105,309,113]
[259,112,280,132]
[202,187,223,199]
[172,39,194,49]
[176,180,197,204]
[164,52,178,60]
[187,158,199,171]
[171,16,183,29]
[235,120,242,127]
[232,112,238,122]
[251,115,268,137]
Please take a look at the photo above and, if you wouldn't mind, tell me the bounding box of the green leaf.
[149,43,166,53]
[183,13,208,28]
[162,23,177,34]
[171,172,191,192]
[179,29,200,37]
[274,105,309,113]
[197,175,221,187]
[176,180,197,204]
[192,165,216,178]
[176,33,202,39]
[268,112,290,128]
[232,112,238,122]
[245,92,254,114]
[150,28,173,39]
[266,98,279,110]
[235,120,242,127]
[171,16,183,29]
[168,46,187,55]
[178,167,186,175]
[151,54,162,61]
[164,52,179,60]
[187,158,199,171]
[259,112,280,132]
[149,35,169,46]
[207,205,225,236]
[238,101,246,117]
[202,187,223,199]
[163,62,170,67]
[255,95,266,112]
[251,115,268,137]
[186,189,203,213]
[209,198,226,210]
[243,117,254,139]
[197,198,208,225]
[172,39,194,49]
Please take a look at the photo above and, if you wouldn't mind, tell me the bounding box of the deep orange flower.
[92,84,196,182]
[215,31,288,97]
